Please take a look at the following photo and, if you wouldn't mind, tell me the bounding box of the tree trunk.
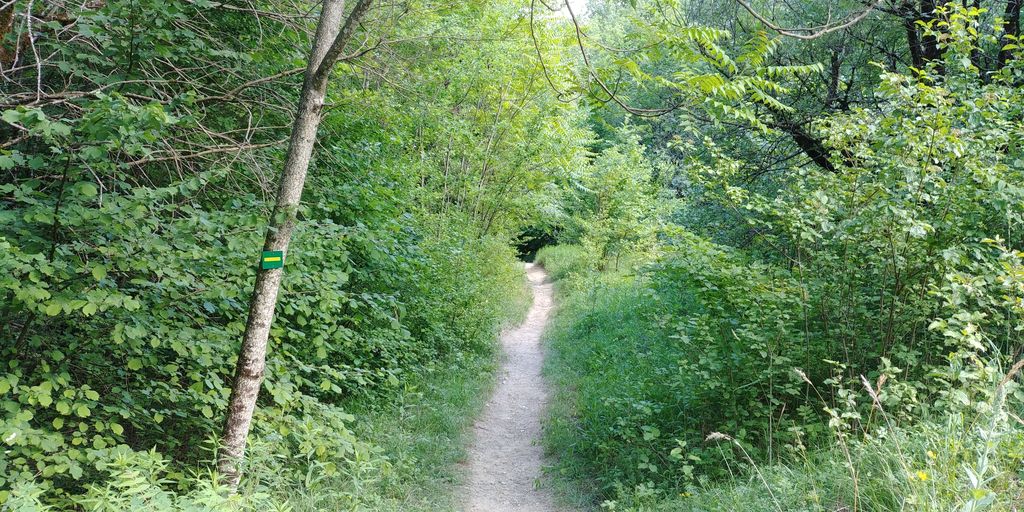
[771,116,838,174]
[900,1,925,69]
[999,0,1022,69]
[0,1,17,67]
[825,50,842,108]
[920,0,945,74]
[216,0,374,489]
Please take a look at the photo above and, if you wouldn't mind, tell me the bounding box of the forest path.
[461,263,563,512]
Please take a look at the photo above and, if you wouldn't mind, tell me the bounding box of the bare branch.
[125,139,286,166]
[313,0,375,83]
[734,0,886,40]
[196,66,305,103]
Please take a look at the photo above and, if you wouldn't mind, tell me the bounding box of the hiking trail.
[462,263,562,512]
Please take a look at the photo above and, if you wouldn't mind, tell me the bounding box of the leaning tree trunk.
[217,0,374,489]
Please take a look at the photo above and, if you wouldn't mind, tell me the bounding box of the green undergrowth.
[3,348,507,512]
[283,349,503,512]
[289,262,530,511]
[282,262,529,511]
[539,249,665,509]
[538,245,1024,512]
[534,245,596,282]
[605,398,1024,512]
[2,227,530,510]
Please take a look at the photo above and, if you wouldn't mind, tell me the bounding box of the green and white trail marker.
[261,250,284,270]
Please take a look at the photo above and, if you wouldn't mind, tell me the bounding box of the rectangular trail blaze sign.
[261,250,284,270]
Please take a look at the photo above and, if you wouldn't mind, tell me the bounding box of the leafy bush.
[545,236,1024,509]
[546,131,666,271]
[0,169,527,506]
[544,235,808,497]
[604,351,1024,512]
[544,268,681,497]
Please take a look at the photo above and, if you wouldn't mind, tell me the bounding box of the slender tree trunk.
[920,0,946,74]
[217,0,374,489]
[999,0,1022,69]
[825,50,842,108]
[0,1,17,67]
[900,1,925,69]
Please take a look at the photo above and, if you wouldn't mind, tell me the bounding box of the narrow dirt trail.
[462,263,561,512]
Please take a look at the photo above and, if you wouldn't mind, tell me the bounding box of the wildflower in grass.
[908,470,930,481]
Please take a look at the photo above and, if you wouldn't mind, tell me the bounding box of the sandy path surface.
[462,263,561,512]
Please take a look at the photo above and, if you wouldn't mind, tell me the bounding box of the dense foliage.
[539,1,1024,510]
[0,0,574,508]
[5,0,1024,510]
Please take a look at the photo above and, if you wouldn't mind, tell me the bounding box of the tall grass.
[543,274,671,496]
[535,245,596,281]
[539,245,1024,512]
[617,364,1024,512]
[281,350,501,511]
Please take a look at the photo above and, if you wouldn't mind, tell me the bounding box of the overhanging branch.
[735,0,885,40]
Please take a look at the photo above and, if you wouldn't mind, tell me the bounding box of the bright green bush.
[543,270,679,497]
[407,219,532,356]
[0,169,527,506]
[545,237,1024,509]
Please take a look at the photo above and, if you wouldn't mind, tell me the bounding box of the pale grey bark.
[217,0,374,489]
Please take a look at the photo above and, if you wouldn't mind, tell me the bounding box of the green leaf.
[45,302,62,316]
[2,109,21,124]
[201,405,213,418]
[642,426,661,441]
[90,265,107,281]
[75,405,90,418]
[77,182,98,198]
[127,358,143,371]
